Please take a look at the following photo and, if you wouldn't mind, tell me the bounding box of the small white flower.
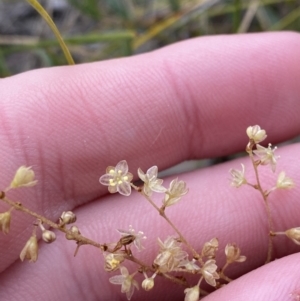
[10,166,37,189]
[276,171,295,189]
[163,178,188,207]
[154,236,188,273]
[201,259,219,287]
[117,225,146,251]
[225,243,246,264]
[109,267,139,300]
[138,166,167,196]
[246,125,267,144]
[229,164,247,187]
[253,143,279,172]
[99,160,133,196]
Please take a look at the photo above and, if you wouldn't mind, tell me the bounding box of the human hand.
[0,32,300,301]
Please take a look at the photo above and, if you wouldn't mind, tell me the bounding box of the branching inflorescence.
[0,125,297,300]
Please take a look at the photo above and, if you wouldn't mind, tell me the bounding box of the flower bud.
[66,225,81,240]
[120,234,135,246]
[285,228,300,245]
[20,235,38,262]
[10,166,37,189]
[184,285,200,301]
[42,230,56,243]
[142,278,154,291]
[246,125,267,144]
[0,211,12,234]
[201,238,219,259]
[276,171,295,189]
[60,211,76,225]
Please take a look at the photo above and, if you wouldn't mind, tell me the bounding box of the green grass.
[0,0,300,76]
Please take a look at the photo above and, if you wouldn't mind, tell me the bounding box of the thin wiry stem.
[0,192,101,249]
[248,146,274,263]
[0,191,189,287]
[131,184,200,260]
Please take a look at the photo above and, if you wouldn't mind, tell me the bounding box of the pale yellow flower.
[100,160,133,196]
[109,267,139,300]
[138,166,166,196]
[163,178,188,207]
[201,259,219,287]
[276,171,295,189]
[154,236,188,273]
[229,164,247,187]
[253,143,279,172]
[10,166,37,189]
[225,243,246,264]
[246,125,267,144]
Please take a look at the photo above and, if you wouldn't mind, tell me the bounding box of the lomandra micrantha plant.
[0,125,297,300]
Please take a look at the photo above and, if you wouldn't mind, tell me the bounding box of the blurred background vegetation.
[0,0,300,77]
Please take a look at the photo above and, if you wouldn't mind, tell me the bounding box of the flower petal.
[147,166,158,179]
[118,182,132,196]
[109,275,125,285]
[137,168,146,182]
[116,160,129,174]
[99,174,114,185]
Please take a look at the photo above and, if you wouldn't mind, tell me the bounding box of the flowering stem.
[270,231,285,236]
[0,191,102,249]
[131,186,200,260]
[160,211,200,259]
[248,151,274,264]
[0,191,192,288]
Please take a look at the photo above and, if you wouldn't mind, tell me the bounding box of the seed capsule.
[42,230,56,243]
[60,211,76,225]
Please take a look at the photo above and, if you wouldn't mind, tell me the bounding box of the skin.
[0,32,300,301]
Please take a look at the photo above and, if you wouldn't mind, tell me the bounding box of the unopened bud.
[201,238,219,259]
[66,225,81,240]
[184,285,200,301]
[285,228,300,245]
[120,234,135,246]
[20,235,38,262]
[60,211,76,225]
[42,230,56,243]
[142,278,154,291]
[0,210,12,234]
[10,166,37,189]
[246,125,267,144]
